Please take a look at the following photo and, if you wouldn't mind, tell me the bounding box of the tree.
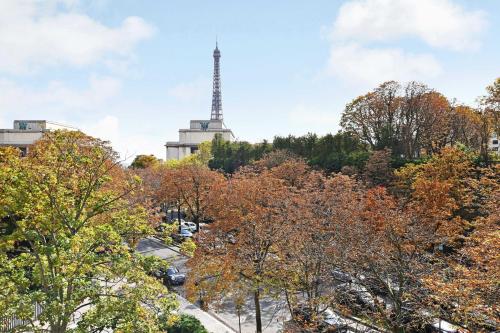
[364,148,394,187]
[428,181,500,331]
[163,314,208,333]
[209,134,261,173]
[448,105,482,150]
[341,81,402,153]
[187,168,296,333]
[130,154,161,169]
[0,131,177,332]
[333,187,436,333]
[160,164,225,233]
[271,132,369,173]
[395,147,475,242]
[277,173,364,329]
[480,77,500,136]
[340,81,490,160]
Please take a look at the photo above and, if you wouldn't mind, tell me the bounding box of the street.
[136,237,288,333]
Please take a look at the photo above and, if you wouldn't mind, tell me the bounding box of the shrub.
[179,238,196,257]
[166,314,208,333]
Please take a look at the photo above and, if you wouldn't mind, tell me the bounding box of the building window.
[493,139,498,145]
[190,146,198,154]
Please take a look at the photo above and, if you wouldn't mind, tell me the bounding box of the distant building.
[489,132,499,153]
[165,43,235,160]
[0,120,77,156]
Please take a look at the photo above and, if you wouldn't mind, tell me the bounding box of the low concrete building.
[166,119,234,160]
[0,120,77,155]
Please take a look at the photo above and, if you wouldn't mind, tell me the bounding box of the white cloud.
[327,43,442,86]
[331,0,487,51]
[82,115,166,162]
[0,79,164,161]
[325,0,486,86]
[0,75,121,114]
[168,77,211,101]
[83,115,120,145]
[0,0,154,74]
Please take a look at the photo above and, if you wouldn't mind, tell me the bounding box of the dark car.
[150,266,167,280]
[164,267,186,286]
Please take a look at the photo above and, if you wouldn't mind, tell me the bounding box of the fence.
[0,302,43,332]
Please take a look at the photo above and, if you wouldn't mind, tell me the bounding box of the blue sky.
[0,0,498,160]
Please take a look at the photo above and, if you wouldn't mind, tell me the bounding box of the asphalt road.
[136,237,288,332]
[136,237,235,332]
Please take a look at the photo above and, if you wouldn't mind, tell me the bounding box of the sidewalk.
[177,295,236,333]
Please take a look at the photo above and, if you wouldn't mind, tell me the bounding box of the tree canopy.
[0,131,177,332]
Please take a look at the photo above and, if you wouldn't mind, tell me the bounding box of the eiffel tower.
[165,42,234,161]
[210,42,223,120]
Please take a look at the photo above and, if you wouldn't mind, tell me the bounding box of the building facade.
[0,120,77,156]
[489,132,499,153]
[165,43,234,160]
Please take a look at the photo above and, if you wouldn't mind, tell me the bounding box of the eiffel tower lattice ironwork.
[210,42,223,120]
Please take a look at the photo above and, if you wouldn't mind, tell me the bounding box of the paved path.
[212,295,288,333]
[178,295,236,333]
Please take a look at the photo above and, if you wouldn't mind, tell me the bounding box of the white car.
[181,221,197,232]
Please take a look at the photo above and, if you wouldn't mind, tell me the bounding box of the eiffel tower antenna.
[210,40,222,120]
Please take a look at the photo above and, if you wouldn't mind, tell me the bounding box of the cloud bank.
[326,0,487,86]
[0,0,154,74]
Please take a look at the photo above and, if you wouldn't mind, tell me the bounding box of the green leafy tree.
[130,154,161,169]
[209,134,269,173]
[0,131,177,332]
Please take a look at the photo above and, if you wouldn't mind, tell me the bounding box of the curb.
[150,236,189,258]
[177,295,238,333]
[143,237,237,332]
[206,310,238,333]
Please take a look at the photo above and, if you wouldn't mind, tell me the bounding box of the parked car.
[335,282,376,311]
[164,266,186,286]
[331,269,355,284]
[172,228,193,242]
[322,309,355,332]
[151,266,168,280]
[181,221,197,232]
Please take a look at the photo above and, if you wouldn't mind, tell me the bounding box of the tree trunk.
[254,288,262,333]
[177,203,182,233]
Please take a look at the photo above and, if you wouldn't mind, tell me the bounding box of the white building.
[0,120,77,156]
[166,119,234,160]
[489,132,499,153]
[165,43,235,161]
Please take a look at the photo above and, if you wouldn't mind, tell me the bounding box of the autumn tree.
[364,148,394,187]
[0,131,177,332]
[187,168,297,333]
[480,77,500,136]
[395,147,476,243]
[341,81,402,153]
[160,164,225,232]
[428,171,499,331]
[340,81,491,160]
[332,187,433,333]
[277,173,365,329]
[448,105,482,150]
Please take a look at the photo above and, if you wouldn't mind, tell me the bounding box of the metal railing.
[0,302,43,332]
